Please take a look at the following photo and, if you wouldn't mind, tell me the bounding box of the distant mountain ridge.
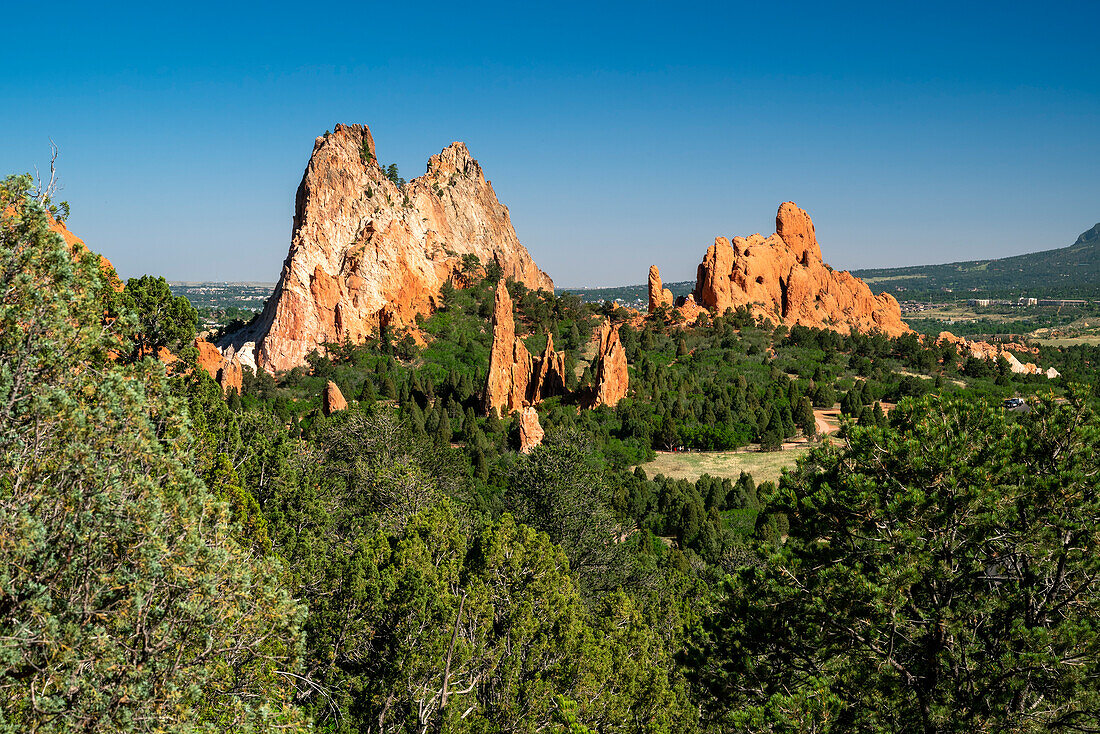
[852,223,1100,298]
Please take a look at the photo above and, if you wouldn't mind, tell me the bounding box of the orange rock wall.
[483,285,532,415]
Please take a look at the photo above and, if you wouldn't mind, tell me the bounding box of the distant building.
[1037,299,1087,307]
[968,298,994,307]
[1017,297,1038,306]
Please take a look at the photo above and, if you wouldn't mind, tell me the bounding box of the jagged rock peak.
[530,331,567,402]
[483,284,568,415]
[225,123,554,373]
[693,202,909,337]
[775,201,821,265]
[195,338,243,395]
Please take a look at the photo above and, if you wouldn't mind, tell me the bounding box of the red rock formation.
[518,407,544,453]
[674,293,706,324]
[483,284,532,415]
[530,332,568,402]
[483,284,571,415]
[218,346,244,395]
[195,338,244,394]
[196,339,223,376]
[322,380,349,415]
[648,265,674,313]
[693,202,908,337]
[588,318,629,408]
[936,331,1058,378]
[226,124,553,373]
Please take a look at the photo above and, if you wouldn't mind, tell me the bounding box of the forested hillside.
[853,222,1100,298]
[6,179,1100,732]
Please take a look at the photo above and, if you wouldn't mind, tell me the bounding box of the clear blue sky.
[3,1,1098,287]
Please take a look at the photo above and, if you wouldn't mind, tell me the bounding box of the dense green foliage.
[0,176,306,733]
[6,177,1100,732]
[124,274,199,359]
[701,392,1100,732]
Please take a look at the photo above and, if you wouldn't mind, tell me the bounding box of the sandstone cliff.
[692,203,908,337]
[227,124,553,373]
[530,332,568,402]
[483,284,570,415]
[483,284,532,415]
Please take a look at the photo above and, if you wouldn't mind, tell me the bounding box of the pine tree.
[360,378,378,402]
[796,396,817,438]
[435,408,453,445]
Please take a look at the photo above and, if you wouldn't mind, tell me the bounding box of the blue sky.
[2,1,1098,287]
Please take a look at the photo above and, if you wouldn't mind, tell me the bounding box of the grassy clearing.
[639,445,813,486]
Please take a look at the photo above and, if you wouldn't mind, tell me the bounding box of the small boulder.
[518,407,544,453]
[322,381,348,416]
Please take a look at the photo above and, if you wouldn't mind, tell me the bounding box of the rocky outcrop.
[218,347,244,395]
[587,319,629,408]
[518,407,544,453]
[692,202,908,337]
[648,265,674,312]
[195,338,243,394]
[322,381,348,415]
[936,331,1058,378]
[225,124,553,373]
[530,332,568,402]
[483,284,532,415]
[674,293,706,324]
[483,285,570,415]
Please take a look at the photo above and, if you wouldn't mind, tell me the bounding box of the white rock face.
[235,342,257,373]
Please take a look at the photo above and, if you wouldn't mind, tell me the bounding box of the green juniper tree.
[702,392,1100,733]
[0,175,306,733]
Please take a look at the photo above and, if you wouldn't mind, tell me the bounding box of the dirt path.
[814,407,840,435]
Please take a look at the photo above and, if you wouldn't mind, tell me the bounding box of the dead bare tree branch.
[33,139,60,204]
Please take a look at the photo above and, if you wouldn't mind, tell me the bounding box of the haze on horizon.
[2,1,1097,288]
